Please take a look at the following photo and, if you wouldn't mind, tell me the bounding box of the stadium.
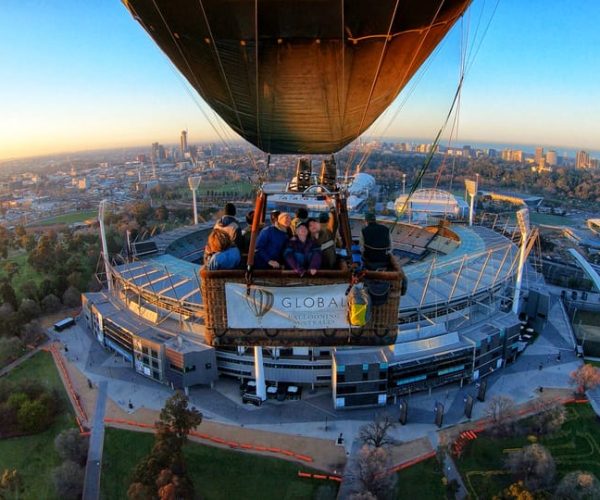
[81,192,545,410]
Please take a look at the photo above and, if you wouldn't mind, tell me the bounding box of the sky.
[1,0,599,161]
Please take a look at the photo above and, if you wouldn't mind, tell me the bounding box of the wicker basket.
[200,257,405,347]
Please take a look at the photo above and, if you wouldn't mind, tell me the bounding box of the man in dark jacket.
[254,212,291,269]
[360,212,391,270]
[307,202,338,269]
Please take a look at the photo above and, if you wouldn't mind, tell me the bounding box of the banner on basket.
[225,283,349,329]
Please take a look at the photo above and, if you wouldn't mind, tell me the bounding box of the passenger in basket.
[284,222,322,276]
[204,229,240,270]
[254,212,291,269]
[307,198,338,269]
[290,207,309,235]
[360,212,391,270]
[241,210,257,255]
[213,202,243,249]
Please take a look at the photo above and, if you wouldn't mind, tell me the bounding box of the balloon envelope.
[124,0,471,154]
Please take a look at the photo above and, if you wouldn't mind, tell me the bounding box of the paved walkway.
[0,343,46,378]
[83,381,108,500]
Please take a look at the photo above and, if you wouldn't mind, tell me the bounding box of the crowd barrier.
[44,344,88,432]
[297,471,342,482]
[103,417,315,464]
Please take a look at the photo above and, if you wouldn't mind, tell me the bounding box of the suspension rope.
[344,0,400,179]
[197,0,247,138]
[349,0,446,176]
[254,0,262,151]
[127,1,230,147]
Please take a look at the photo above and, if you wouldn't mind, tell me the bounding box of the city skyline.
[1,0,600,161]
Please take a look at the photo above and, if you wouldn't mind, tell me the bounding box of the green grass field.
[529,212,577,227]
[0,351,77,500]
[458,403,600,498]
[101,427,338,500]
[0,250,46,291]
[394,457,446,499]
[31,209,98,227]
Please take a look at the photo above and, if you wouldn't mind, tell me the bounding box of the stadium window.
[185,365,196,373]
[205,362,212,370]
[151,349,158,358]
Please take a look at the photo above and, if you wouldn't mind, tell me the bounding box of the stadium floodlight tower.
[513,207,530,314]
[98,199,113,292]
[188,176,202,225]
[465,174,479,226]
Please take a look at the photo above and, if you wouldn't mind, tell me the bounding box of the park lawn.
[394,457,446,499]
[0,250,46,291]
[0,351,78,500]
[529,212,577,227]
[32,209,98,227]
[457,403,600,499]
[101,427,338,500]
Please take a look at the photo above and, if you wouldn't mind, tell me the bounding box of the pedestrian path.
[83,381,108,500]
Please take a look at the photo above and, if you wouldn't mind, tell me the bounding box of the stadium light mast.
[98,199,112,292]
[465,174,479,226]
[188,176,202,225]
[254,346,267,401]
[513,208,530,315]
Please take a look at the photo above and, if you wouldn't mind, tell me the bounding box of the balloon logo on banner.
[245,287,274,320]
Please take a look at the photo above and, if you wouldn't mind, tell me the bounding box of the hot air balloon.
[245,286,274,318]
[123,0,471,154]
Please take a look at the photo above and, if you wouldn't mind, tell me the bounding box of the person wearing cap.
[290,207,309,235]
[270,209,281,225]
[213,202,243,249]
[284,222,321,276]
[360,212,391,270]
[254,212,291,269]
[307,198,338,268]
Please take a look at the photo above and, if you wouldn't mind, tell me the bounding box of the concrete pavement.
[83,380,108,500]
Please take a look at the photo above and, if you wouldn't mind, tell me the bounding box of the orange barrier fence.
[103,418,315,464]
[297,471,342,482]
[45,344,88,429]
[390,450,437,473]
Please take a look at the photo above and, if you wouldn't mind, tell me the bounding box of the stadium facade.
[82,200,546,410]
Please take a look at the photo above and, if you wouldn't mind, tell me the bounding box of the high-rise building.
[180,130,188,155]
[511,150,523,162]
[576,150,590,169]
[546,150,557,166]
[535,147,544,165]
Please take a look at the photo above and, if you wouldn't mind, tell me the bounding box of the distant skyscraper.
[576,150,590,169]
[546,150,557,166]
[180,130,188,155]
[535,147,544,165]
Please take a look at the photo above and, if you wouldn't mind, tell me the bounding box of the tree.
[62,286,81,308]
[158,391,202,446]
[20,321,45,347]
[55,428,89,465]
[0,337,22,367]
[0,469,23,499]
[129,393,202,499]
[505,444,555,491]
[486,396,516,436]
[17,399,51,433]
[570,364,600,395]
[2,262,19,280]
[530,400,566,436]
[0,281,18,310]
[18,298,41,320]
[493,481,535,500]
[358,414,396,448]
[349,445,396,499]
[52,460,84,500]
[555,471,600,499]
[41,294,62,313]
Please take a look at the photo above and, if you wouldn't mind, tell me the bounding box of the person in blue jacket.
[254,212,291,269]
[284,222,322,276]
